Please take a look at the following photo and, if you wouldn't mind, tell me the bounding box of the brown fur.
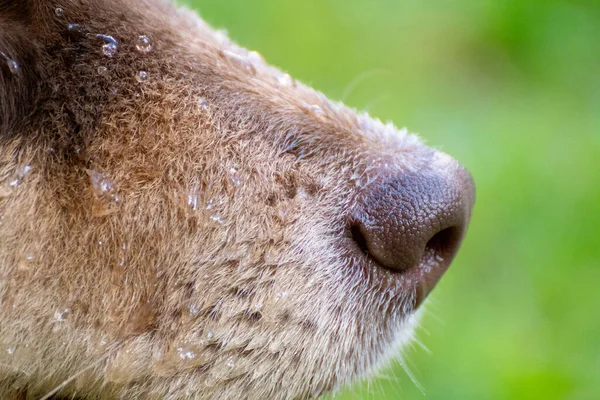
[0,0,469,399]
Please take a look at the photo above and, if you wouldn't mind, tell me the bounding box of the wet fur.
[1,0,434,398]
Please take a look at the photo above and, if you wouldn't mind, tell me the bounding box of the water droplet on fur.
[151,347,164,364]
[223,50,255,74]
[275,291,287,302]
[6,58,19,74]
[185,184,201,210]
[350,172,363,188]
[214,29,230,46]
[90,167,120,215]
[98,240,104,246]
[171,343,209,369]
[17,249,36,271]
[187,193,198,210]
[118,243,127,267]
[247,51,264,65]
[277,73,295,87]
[205,331,215,341]
[188,303,200,315]
[305,104,325,119]
[9,164,32,188]
[296,187,312,201]
[55,7,64,17]
[205,196,225,210]
[96,34,118,57]
[97,66,108,75]
[229,167,242,187]
[54,307,71,321]
[24,251,35,261]
[135,71,147,82]
[226,357,235,369]
[67,23,81,32]
[135,35,152,53]
[90,170,113,194]
[17,164,31,177]
[177,345,197,360]
[277,203,291,218]
[6,347,15,355]
[199,98,208,110]
[210,214,225,224]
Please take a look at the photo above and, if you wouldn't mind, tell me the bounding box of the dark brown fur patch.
[0,12,39,138]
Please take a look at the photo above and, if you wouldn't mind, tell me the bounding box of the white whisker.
[413,337,432,355]
[39,343,122,400]
[0,363,31,376]
[397,354,424,394]
[341,69,390,102]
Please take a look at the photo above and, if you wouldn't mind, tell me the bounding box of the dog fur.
[0,0,467,398]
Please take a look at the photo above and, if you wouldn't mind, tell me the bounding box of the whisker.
[397,354,424,394]
[412,337,431,355]
[0,362,31,376]
[39,342,122,400]
[341,69,390,103]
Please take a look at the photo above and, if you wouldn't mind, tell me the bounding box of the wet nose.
[350,153,475,276]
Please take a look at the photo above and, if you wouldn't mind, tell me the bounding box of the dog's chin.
[394,307,423,353]
[340,305,424,395]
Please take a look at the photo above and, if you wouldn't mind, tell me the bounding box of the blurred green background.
[183,1,600,399]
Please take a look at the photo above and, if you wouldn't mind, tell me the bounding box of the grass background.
[182,1,600,399]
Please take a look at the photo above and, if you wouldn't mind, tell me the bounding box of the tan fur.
[0,1,466,398]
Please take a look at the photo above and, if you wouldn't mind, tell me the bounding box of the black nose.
[349,154,475,287]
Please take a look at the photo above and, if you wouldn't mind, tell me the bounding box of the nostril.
[424,226,461,261]
[349,223,369,256]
